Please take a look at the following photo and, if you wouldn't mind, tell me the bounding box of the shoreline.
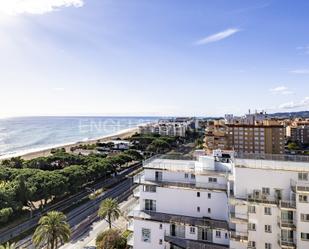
[0,127,139,161]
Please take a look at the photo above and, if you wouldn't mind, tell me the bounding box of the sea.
[0,116,158,159]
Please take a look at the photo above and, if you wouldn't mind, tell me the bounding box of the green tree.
[32,211,71,249]
[0,242,16,249]
[98,198,121,229]
[96,229,127,249]
[288,142,299,151]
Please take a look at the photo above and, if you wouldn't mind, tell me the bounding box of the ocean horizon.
[0,116,159,159]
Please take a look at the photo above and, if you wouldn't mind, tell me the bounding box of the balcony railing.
[229,212,248,224]
[129,209,228,231]
[246,193,278,205]
[279,200,296,210]
[277,216,296,229]
[134,172,227,190]
[277,235,296,248]
[230,231,248,242]
[291,179,309,193]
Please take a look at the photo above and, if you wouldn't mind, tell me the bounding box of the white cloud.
[53,87,65,92]
[194,28,240,45]
[0,0,84,15]
[297,45,309,55]
[269,86,293,95]
[279,97,309,109]
[289,69,309,74]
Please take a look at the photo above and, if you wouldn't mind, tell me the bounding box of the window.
[299,172,308,181]
[301,214,309,222]
[197,206,200,212]
[264,207,272,215]
[209,177,217,183]
[191,174,196,179]
[145,199,156,211]
[197,192,200,197]
[301,233,309,241]
[299,195,308,203]
[248,205,256,213]
[141,228,151,242]
[248,223,256,231]
[225,233,228,239]
[265,243,272,249]
[248,241,256,247]
[215,231,221,238]
[144,185,156,192]
[208,208,211,213]
[159,239,162,245]
[208,193,211,199]
[190,227,195,234]
[185,173,189,178]
[159,224,162,229]
[262,187,270,195]
[265,225,272,233]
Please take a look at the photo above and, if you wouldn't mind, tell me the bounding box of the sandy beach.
[1,127,139,161]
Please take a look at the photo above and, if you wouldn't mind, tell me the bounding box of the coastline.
[0,127,139,161]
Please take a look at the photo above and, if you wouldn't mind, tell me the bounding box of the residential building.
[129,151,309,249]
[204,120,230,154]
[204,113,285,155]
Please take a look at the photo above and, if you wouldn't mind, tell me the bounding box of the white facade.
[129,153,309,249]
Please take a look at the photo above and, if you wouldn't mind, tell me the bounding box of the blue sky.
[0,0,309,117]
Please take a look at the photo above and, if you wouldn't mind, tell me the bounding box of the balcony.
[230,231,248,243]
[279,200,296,210]
[229,212,248,224]
[246,193,278,205]
[277,217,296,230]
[291,179,309,193]
[277,235,296,248]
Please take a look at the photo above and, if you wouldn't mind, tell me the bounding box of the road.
[60,197,137,249]
[17,177,136,249]
[0,162,141,246]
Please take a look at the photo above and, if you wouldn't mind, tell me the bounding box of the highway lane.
[0,162,141,245]
[16,177,136,249]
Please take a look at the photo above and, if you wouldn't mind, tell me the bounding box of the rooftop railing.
[235,152,309,162]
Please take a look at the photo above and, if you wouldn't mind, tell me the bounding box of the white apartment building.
[128,152,309,249]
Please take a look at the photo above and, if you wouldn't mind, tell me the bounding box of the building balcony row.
[134,174,227,191]
[164,235,228,249]
[129,209,229,231]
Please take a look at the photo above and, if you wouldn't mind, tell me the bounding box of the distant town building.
[287,125,309,145]
[138,118,196,137]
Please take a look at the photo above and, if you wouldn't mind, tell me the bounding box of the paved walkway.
[60,197,137,249]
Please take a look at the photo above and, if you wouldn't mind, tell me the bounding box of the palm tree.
[0,242,16,249]
[32,211,71,249]
[98,198,121,229]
